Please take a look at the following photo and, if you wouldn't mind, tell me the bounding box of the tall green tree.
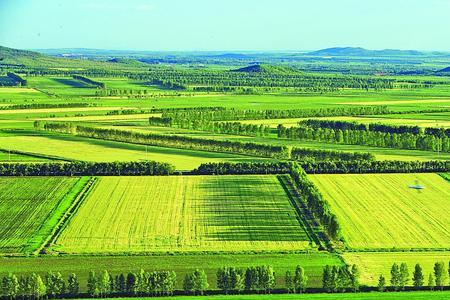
[87,271,99,297]
[412,264,424,288]
[399,263,409,290]
[46,271,65,297]
[99,270,112,297]
[390,263,400,291]
[30,273,46,300]
[434,262,447,290]
[67,273,79,296]
[350,265,360,292]
[322,265,332,292]
[285,271,294,293]
[293,265,308,293]
[3,273,19,300]
[378,274,386,292]
[428,273,435,291]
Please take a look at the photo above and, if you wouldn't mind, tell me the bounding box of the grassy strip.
[25,177,91,254]
[72,291,450,300]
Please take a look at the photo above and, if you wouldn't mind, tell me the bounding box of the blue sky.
[1,0,450,51]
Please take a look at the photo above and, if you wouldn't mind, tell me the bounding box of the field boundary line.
[37,176,98,255]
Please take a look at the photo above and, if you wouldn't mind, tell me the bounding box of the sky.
[1,0,450,51]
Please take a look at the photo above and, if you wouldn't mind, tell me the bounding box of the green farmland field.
[0,176,87,254]
[309,173,450,250]
[343,251,450,286]
[53,175,312,253]
[0,134,267,169]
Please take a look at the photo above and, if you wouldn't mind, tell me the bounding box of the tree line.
[377,262,449,292]
[72,75,105,89]
[4,102,91,111]
[37,122,289,160]
[322,265,360,292]
[149,116,271,137]
[162,106,391,122]
[300,119,450,138]
[279,123,450,153]
[38,122,376,163]
[0,161,174,176]
[289,162,341,241]
[192,160,449,176]
[0,265,283,299]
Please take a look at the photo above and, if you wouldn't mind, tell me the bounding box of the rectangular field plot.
[0,177,85,254]
[309,173,450,250]
[53,175,311,253]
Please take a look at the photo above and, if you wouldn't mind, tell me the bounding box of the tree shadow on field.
[52,78,90,88]
[195,176,310,242]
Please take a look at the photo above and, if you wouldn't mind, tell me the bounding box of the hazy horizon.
[1,0,450,51]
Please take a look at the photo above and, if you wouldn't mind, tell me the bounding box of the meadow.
[89,292,450,300]
[309,173,450,249]
[0,176,87,254]
[53,175,312,253]
[0,252,340,289]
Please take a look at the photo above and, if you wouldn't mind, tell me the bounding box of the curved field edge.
[24,176,91,254]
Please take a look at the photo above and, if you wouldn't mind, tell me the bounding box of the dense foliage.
[279,123,450,153]
[0,161,174,176]
[162,106,391,122]
[40,122,289,159]
[289,163,341,240]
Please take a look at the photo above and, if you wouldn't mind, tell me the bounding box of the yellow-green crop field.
[343,251,450,286]
[0,177,85,254]
[52,175,311,253]
[0,135,267,169]
[309,173,450,250]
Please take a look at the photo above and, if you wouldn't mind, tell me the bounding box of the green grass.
[0,252,340,290]
[0,177,85,254]
[0,133,268,169]
[53,175,312,253]
[343,252,450,286]
[309,173,450,250]
[83,291,450,300]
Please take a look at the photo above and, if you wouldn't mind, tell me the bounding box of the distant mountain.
[308,47,424,57]
[0,45,43,62]
[231,64,299,74]
[437,66,450,73]
[0,45,141,68]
